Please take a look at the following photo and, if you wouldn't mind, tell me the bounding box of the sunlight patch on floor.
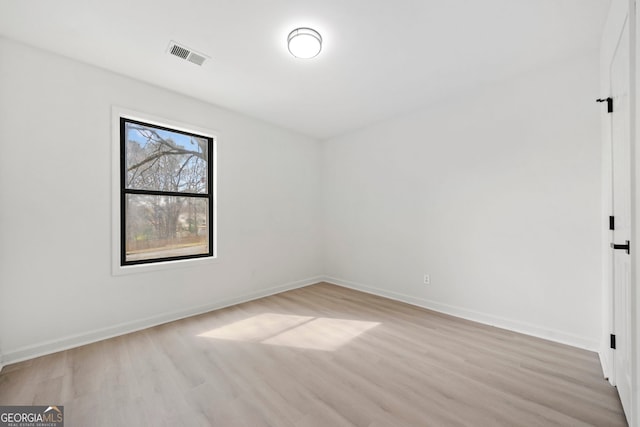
[198,313,379,351]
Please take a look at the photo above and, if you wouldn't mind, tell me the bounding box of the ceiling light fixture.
[287,27,322,59]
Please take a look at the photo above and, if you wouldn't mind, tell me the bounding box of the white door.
[610,13,633,420]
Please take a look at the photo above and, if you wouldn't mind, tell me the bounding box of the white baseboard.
[1,274,600,367]
[1,276,323,367]
[599,346,613,383]
[323,276,599,352]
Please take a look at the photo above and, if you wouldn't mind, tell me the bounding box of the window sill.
[112,255,218,276]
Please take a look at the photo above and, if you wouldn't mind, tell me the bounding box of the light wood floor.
[0,283,627,426]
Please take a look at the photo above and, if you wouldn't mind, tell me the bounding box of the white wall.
[322,50,603,349]
[0,35,604,367]
[0,37,322,364]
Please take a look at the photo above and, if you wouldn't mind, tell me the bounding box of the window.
[119,117,214,266]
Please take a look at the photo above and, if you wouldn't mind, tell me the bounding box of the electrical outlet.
[423,274,431,285]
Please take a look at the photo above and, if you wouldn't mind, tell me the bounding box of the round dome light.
[287,27,322,59]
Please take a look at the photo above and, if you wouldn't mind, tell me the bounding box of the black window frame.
[120,117,214,266]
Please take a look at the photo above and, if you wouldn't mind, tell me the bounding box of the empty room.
[0,0,639,426]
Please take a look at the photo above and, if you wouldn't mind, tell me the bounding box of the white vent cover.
[167,41,209,66]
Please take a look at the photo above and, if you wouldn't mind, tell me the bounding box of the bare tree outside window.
[120,118,214,265]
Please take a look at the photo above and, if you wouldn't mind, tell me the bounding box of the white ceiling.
[0,0,610,140]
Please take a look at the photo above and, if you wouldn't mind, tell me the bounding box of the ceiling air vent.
[167,41,209,66]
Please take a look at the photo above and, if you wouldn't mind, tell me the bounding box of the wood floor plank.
[0,283,628,426]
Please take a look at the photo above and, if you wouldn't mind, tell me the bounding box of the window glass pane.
[125,121,208,193]
[125,194,210,262]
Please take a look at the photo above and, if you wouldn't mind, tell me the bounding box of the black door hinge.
[597,97,613,113]
[609,216,615,230]
[611,334,616,349]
